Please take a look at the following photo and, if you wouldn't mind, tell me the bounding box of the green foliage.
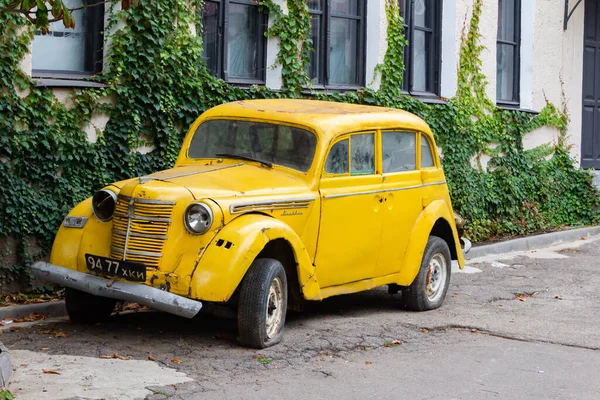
[0,0,598,286]
[0,390,15,400]
[1,0,80,33]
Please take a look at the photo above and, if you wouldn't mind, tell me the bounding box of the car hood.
[112,163,311,201]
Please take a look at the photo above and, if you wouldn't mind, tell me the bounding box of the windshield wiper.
[215,153,273,168]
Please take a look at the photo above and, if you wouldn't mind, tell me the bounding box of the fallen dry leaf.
[171,358,182,364]
[421,328,429,334]
[39,329,69,338]
[42,369,60,375]
[148,355,156,361]
[13,313,46,323]
[9,326,23,332]
[99,353,133,360]
[99,355,113,359]
[365,360,372,365]
[555,295,562,300]
[40,348,49,351]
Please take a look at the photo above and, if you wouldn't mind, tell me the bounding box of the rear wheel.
[237,258,288,348]
[64,288,117,323]
[402,236,451,311]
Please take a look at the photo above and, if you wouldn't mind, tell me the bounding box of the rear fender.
[189,214,321,302]
[396,200,464,286]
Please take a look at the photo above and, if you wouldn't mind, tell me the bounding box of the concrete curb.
[0,341,11,389]
[0,300,66,321]
[467,225,600,259]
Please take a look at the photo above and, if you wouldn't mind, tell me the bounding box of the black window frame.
[496,0,521,106]
[399,0,442,98]
[32,0,105,79]
[308,0,367,90]
[201,0,268,85]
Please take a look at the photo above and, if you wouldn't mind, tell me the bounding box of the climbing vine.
[0,0,598,287]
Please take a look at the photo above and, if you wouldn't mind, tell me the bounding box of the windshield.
[188,120,317,172]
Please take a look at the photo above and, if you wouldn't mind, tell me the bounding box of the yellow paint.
[49,100,464,305]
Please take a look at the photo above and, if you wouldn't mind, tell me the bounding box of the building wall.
[19,0,586,165]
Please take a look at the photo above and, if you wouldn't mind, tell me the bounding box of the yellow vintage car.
[32,99,470,348]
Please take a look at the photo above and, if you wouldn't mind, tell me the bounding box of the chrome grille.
[110,196,175,268]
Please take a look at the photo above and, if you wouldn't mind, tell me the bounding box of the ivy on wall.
[0,0,598,286]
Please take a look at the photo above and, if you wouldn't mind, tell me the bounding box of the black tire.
[237,258,288,349]
[402,236,451,311]
[64,287,117,323]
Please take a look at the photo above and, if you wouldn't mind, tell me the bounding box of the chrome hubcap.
[425,253,447,302]
[265,277,284,339]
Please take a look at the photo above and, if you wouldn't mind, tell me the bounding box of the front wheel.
[402,236,451,311]
[237,258,288,349]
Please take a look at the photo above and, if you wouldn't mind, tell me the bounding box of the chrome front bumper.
[31,262,202,319]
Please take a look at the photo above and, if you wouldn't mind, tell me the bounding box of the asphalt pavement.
[1,234,599,399]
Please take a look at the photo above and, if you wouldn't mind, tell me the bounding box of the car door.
[376,130,424,277]
[315,132,383,288]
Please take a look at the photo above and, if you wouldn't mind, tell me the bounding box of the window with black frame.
[201,0,267,83]
[31,0,104,78]
[307,0,365,88]
[496,0,520,105]
[399,0,440,97]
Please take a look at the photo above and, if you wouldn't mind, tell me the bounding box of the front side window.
[399,0,441,96]
[189,120,316,172]
[201,0,267,82]
[420,135,435,168]
[308,0,365,87]
[497,0,521,104]
[31,0,104,77]
[382,131,416,173]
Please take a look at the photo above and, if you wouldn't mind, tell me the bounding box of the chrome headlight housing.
[92,189,117,222]
[184,203,213,235]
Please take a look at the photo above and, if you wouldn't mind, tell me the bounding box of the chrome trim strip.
[31,262,202,319]
[112,229,168,241]
[117,196,176,206]
[111,247,162,258]
[139,163,243,184]
[323,182,447,199]
[229,197,316,214]
[114,213,172,223]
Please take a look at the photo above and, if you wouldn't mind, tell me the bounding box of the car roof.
[201,99,432,142]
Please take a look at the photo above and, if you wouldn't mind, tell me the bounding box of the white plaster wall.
[527,0,584,164]
[365,0,386,89]
[265,0,285,89]
[440,0,457,98]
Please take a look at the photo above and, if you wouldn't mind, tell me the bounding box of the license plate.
[85,254,147,282]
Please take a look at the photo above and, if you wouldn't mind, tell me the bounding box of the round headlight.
[184,203,213,234]
[92,190,117,222]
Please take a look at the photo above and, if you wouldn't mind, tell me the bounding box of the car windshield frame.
[187,119,318,173]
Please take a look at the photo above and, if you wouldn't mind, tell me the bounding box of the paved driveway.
[3,236,600,399]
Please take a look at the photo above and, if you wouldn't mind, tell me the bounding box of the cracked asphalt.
[2,235,600,399]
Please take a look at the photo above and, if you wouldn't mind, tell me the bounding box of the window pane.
[331,0,359,16]
[498,0,516,42]
[308,0,323,11]
[382,132,416,173]
[351,134,375,175]
[497,43,515,101]
[227,4,260,79]
[414,0,433,28]
[308,15,322,84]
[329,18,358,85]
[412,30,430,92]
[32,0,87,72]
[325,140,349,174]
[202,1,219,76]
[421,136,434,168]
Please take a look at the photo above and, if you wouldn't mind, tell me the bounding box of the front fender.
[395,200,465,286]
[189,213,321,302]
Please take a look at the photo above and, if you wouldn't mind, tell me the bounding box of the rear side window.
[421,135,435,168]
[382,131,416,173]
[325,133,375,176]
